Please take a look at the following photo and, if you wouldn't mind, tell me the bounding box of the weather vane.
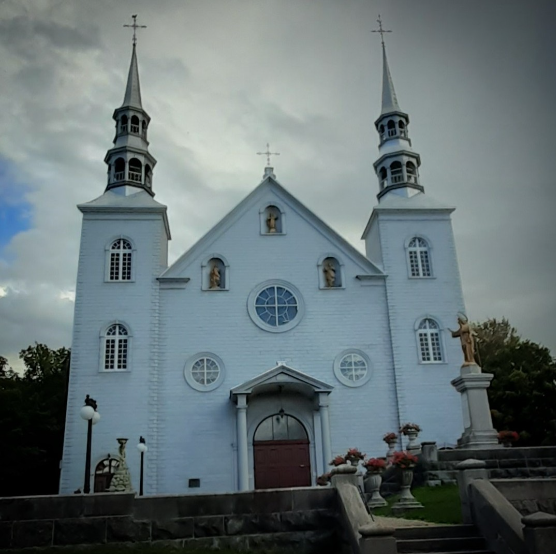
[371,14,391,47]
[124,14,147,46]
[257,143,280,167]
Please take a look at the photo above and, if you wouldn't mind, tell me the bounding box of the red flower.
[498,430,519,442]
[391,451,419,469]
[383,432,397,443]
[345,448,365,461]
[329,455,346,467]
[363,458,387,472]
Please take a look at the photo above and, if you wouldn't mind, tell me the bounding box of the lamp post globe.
[137,436,147,496]
[81,395,99,494]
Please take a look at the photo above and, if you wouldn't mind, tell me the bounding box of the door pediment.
[230,364,333,402]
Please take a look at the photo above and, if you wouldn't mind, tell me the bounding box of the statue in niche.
[450,315,478,366]
[266,210,279,233]
[209,262,221,289]
[323,260,336,287]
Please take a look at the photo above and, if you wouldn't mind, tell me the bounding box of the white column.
[236,394,249,491]
[318,393,332,467]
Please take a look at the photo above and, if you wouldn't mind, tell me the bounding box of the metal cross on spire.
[371,14,392,47]
[257,143,280,167]
[124,14,147,46]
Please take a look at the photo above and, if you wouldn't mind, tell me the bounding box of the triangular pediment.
[230,364,333,401]
[160,175,383,279]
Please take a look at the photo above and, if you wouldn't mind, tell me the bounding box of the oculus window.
[248,280,305,333]
[184,353,225,391]
[333,349,372,387]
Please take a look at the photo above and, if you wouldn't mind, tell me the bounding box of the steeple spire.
[371,16,423,201]
[104,16,157,197]
[122,44,143,110]
[380,45,400,115]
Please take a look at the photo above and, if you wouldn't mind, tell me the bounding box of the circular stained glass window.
[339,353,367,382]
[255,285,298,327]
[333,349,373,388]
[191,357,220,385]
[248,280,304,333]
[184,352,225,392]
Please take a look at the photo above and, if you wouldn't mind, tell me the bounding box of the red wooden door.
[254,439,311,489]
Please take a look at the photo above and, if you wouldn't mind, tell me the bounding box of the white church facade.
[60,36,468,495]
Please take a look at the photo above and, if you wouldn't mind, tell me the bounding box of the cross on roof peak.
[371,14,392,47]
[124,14,147,46]
[257,143,280,167]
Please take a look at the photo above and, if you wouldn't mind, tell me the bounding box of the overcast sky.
[1,0,555,370]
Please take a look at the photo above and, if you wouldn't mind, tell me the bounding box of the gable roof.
[230,363,333,401]
[161,174,384,278]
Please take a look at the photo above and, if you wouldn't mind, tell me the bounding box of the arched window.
[94,456,120,492]
[119,115,128,134]
[379,166,388,190]
[407,237,431,277]
[254,414,308,442]
[114,158,125,182]
[128,158,142,183]
[130,115,140,134]
[109,238,133,281]
[141,120,147,136]
[145,164,152,188]
[103,324,129,371]
[417,318,443,362]
[387,120,396,137]
[379,124,385,140]
[398,120,406,137]
[390,161,403,184]
[406,161,417,184]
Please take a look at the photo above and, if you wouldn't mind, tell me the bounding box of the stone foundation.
[0,488,344,553]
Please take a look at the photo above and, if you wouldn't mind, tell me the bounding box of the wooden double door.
[254,439,311,489]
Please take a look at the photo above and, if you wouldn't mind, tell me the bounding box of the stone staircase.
[394,525,493,554]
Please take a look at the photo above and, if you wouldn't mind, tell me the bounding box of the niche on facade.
[317,255,344,289]
[259,204,285,235]
[202,255,229,291]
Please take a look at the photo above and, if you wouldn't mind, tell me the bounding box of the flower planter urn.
[406,430,421,453]
[392,468,423,511]
[386,439,397,461]
[365,471,387,509]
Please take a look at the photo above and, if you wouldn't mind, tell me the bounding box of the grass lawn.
[372,484,463,524]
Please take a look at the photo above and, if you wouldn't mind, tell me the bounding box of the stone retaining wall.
[424,446,556,484]
[492,479,556,516]
[0,488,343,553]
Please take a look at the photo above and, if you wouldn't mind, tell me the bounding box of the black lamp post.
[137,436,147,496]
[80,395,100,494]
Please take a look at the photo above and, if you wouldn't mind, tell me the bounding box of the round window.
[248,280,304,333]
[184,353,225,392]
[333,350,372,387]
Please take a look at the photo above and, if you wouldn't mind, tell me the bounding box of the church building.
[60,30,468,495]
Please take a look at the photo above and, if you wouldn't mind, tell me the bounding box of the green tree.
[0,344,70,496]
[474,318,556,446]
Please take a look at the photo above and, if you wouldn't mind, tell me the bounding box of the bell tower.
[105,16,157,196]
[372,18,423,200]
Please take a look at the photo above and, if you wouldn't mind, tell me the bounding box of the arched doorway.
[253,413,311,489]
[93,456,119,492]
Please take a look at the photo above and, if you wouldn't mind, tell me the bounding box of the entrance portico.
[230,364,333,491]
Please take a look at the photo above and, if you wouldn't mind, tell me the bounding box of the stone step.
[396,536,487,553]
[394,524,480,540]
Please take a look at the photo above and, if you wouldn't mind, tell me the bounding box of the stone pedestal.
[451,363,500,449]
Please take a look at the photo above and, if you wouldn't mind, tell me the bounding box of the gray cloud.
[1,0,555,370]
